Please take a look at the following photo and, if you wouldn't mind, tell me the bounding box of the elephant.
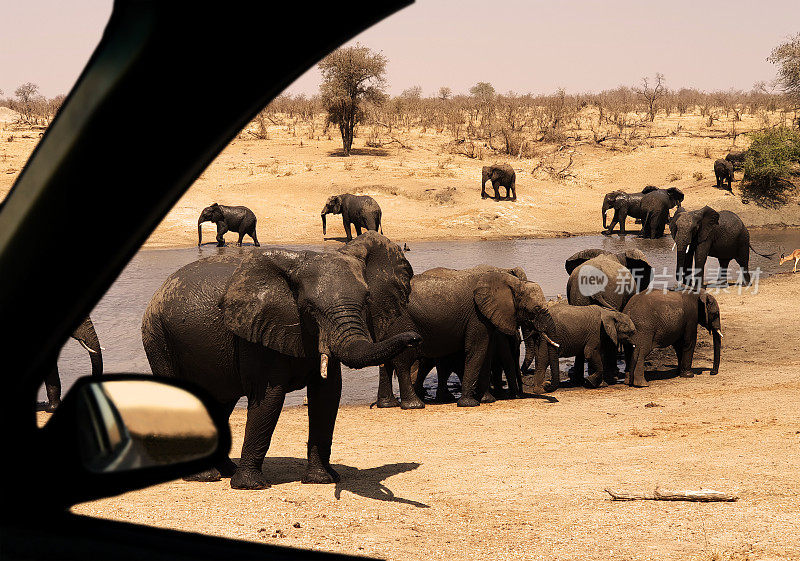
[321,193,382,242]
[375,265,557,409]
[45,316,103,412]
[601,186,654,235]
[670,206,774,287]
[714,159,734,192]
[141,232,421,490]
[639,186,684,238]
[565,248,654,311]
[481,164,516,201]
[406,329,525,403]
[198,203,259,247]
[522,303,636,391]
[623,289,722,387]
[725,149,747,170]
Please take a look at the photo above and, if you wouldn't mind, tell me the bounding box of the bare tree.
[634,74,666,122]
[438,86,452,101]
[318,44,387,156]
[14,82,39,121]
[767,32,800,124]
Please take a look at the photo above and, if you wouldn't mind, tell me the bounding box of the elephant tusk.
[686,245,691,254]
[78,340,99,354]
[543,333,560,348]
[320,354,329,379]
[672,242,676,251]
[715,330,724,339]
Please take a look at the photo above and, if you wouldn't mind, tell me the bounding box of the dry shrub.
[667,172,682,182]
[692,171,705,181]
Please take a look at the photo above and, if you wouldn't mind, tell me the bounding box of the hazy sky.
[2,1,798,99]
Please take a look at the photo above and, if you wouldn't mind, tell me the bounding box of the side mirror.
[41,374,231,509]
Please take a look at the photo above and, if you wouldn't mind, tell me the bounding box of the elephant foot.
[435,389,456,403]
[624,372,632,385]
[400,395,425,410]
[481,192,488,199]
[216,243,225,248]
[302,465,340,484]
[217,458,238,478]
[231,467,270,490]
[457,396,480,407]
[45,401,60,413]
[531,385,547,395]
[185,467,222,482]
[584,375,603,389]
[631,377,649,388]
[481,391,496,404]
[710,369,719,376]
[376,395,401,408]
[679,371,694,378]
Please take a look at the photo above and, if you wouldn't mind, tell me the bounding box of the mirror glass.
[75,380,218,473]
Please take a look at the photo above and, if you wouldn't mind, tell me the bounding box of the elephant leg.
[237,231,245,246]
[304,359,342,484]
[376,363,400,408]
[496,335,521,397]
[399,358,425,410]
[584,349,605,388]
[677,334,697,378]
[343,218,353,241]
[215,222,228,247]
[457,336,489,407]
[492,181,501,201]
[623,343,634,384]
[481,183,489,199]
[354,224,363,237]
[736,247,751,285]
[249,228,260,247]
[363,215,378,232]
[617,209,628,236]
[628,341,651,387]
[185,398,238,481]
[44,365,61,412]
[569,352,585,386]
[717,259,730,285]
[231,384,286,489]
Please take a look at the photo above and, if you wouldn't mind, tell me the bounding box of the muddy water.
[45,229,800,409]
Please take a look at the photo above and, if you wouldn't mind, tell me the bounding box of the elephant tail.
[749,244,776,259]
[592,293,618,311]
[141,309,178,378]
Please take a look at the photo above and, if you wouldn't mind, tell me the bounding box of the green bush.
[741,127,800,207]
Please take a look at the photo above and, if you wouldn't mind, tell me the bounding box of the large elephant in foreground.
[142,233,420,490]
[46,316,103,412]
[481,164,516,201]
[565,248,653,311]
[321,193,382,241]
[670,206,773,287]
[376,265,557,409]
[623,290,722,387]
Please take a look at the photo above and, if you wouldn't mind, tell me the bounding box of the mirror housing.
[40,374,231,509]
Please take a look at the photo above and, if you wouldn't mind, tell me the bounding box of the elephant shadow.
[322,236,350,243]
[250,457,429,508]
[644,363,709,382]
[326,147,388,157]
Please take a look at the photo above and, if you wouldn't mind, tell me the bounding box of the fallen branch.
[605,487,738,502]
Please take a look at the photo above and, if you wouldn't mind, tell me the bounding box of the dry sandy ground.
[31,272,796,561]
[3,109,799,248]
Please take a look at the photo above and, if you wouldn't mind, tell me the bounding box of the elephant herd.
[197,194,385,247]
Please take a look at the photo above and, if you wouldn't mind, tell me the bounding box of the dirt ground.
[30,271,795,561]
[2,108,799,248]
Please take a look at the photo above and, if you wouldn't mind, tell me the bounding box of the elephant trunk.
[601,201,610,228]
[72,317,103,377]
[675,236,692,284]
[197,219,204,246]
[321,213,327,236]
[521,327,536,372]
[711,329,721,375]
[322,302,419,369]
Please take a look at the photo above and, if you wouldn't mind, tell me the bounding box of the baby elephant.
[713,159,734,192]
[198,203,259,247]
[523,303,636,391]
[321,194,382,241]
[481,164,516,201]
[623,290,722,387]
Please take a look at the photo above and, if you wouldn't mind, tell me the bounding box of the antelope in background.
[779,248,800,273]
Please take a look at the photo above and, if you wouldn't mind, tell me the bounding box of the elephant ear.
[565,249,611,275]
[600,310,619,347]
[612,192,629,209]
[615,248,653,292]
[508,267,528,281]
[338,232,413,339]
[666,187,684,205]
[474,272,518,336]
[641,185,659,194]
[219,251,306,357]
[700,206,720,227]
[697,291,719,330]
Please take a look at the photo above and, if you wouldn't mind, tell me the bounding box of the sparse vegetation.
[741,127,800,207]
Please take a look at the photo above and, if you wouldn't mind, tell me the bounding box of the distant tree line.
[0,82,65,125]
